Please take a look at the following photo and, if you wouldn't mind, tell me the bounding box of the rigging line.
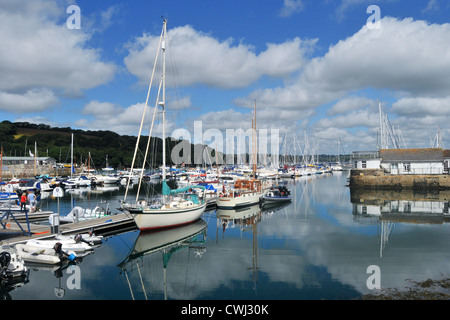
[167,34,190,133]
[136,261,148,300]
[124,25,163,203]
[136,78,163,202]
[123,268,135,300]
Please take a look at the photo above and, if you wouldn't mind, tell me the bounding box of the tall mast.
[161,19,167,182]
[71,133,74,177]
[252,100,257,177]
[34,141,37,176]
[0,145,3,182]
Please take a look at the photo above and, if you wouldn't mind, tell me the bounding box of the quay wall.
[1,164,75,179]
[349,169,450,190]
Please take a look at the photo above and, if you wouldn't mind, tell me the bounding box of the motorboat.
[260,185,292,204]
[0,246,27,282]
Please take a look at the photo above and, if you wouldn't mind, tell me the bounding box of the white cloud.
[391,96,450,117]
[0,89,58,113]
[327,96,376,116]
[0,0,116,112]
[233,17,450,151]
[316,108,379,130]
[124,25,315,89]
[81,100,123,120]
[422,0,440,13]
[279,0,304,17]
[302,17,450,96]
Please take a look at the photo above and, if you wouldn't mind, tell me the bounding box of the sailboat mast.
[34,141,37,176]
[0,145,3,182]
[162,19,167,182]
[71,133,74,178]
[252,100,257,177]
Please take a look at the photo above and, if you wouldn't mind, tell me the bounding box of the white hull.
[25,239,93,253]
[217,191,261,209]
[132,202,207,231]
[15,244,61,264]
[0,247,27,277]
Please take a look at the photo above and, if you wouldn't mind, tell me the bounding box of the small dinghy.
[15,242,79,265]
[55,233,103,247]
[25,237,93,253]
[0,247,27,283]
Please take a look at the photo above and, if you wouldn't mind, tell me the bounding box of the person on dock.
[27,190,36,213]
[20,193,27,211]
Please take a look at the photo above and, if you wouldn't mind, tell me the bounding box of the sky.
[1,0,450,157]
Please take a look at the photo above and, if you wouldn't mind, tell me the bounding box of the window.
[403,163,411,172]
[362,161,367,169]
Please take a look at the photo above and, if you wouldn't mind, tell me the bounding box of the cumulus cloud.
[124,24,315,89]
[240,17,450,108]
[327,96,376,116]
[0,89,59,113]
[0,0,116,112]
[391,96,450,117]
[279,0,304,17]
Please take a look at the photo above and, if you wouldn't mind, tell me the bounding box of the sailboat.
[121,19,206,231]
[216,101,264,209]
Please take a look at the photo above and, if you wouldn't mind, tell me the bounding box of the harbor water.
[3,171,450,300]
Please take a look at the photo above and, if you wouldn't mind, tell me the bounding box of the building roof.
[443,149,450,158]
[1,156,55,161]
[380,148,444,162]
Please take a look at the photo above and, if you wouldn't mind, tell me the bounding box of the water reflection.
[118,220,207,300]
[3,174,450,299]
[351,188,450,259]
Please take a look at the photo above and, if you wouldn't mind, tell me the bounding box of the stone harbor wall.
[0,164,73,179]
[349,169,450,190]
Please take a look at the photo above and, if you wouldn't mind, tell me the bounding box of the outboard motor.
[53,242,76,262]
[0,252,12,283]
[0,252,11,269]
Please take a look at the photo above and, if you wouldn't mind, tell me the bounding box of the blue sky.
[0,0,449,155]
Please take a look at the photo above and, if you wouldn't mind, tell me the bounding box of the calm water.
[4,172,450,300]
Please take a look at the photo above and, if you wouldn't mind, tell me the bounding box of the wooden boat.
[217,179,263,209]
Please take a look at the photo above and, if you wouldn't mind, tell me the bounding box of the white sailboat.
[121,19,206,231]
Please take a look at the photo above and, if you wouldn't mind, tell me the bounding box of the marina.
[0,1,449,304]
[0,171,449,300]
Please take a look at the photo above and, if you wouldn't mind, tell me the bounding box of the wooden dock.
[1,212,137,246]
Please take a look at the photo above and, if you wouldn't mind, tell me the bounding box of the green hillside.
[0,120,174,169]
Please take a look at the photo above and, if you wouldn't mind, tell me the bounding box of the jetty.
[0,211,136,246]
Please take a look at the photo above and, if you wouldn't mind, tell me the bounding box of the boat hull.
[131,202,207,231]
[216,192,261,209]
[261,196,291,203]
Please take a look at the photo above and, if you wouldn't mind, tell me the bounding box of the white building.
[1,156,56,166]
[352,148,450,175]
[352,151,381,170]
